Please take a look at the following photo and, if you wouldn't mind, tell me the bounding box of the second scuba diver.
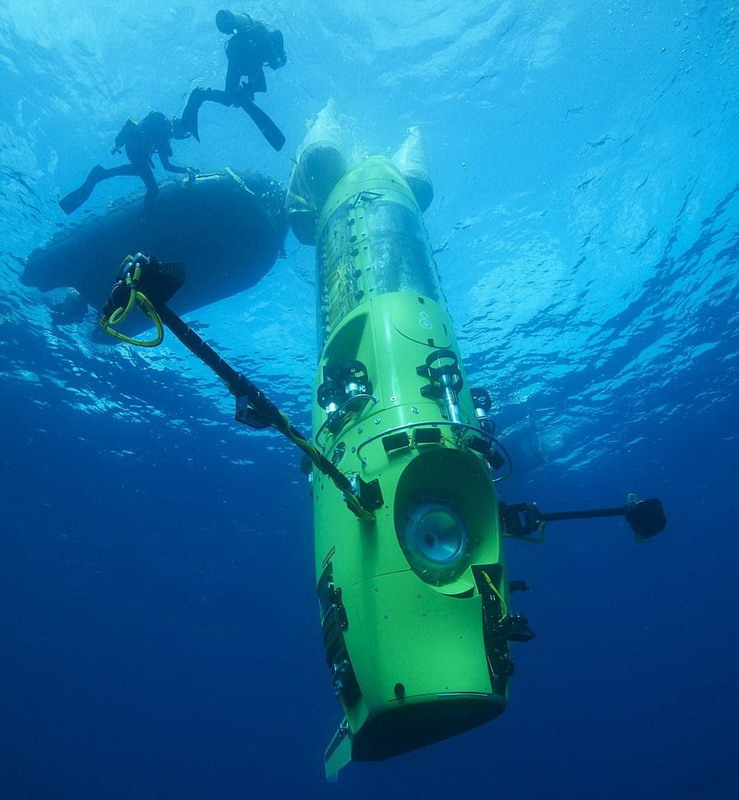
[59,112,194,215]
[181,10,287,151]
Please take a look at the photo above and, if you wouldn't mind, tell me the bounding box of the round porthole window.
[399,502,471,585]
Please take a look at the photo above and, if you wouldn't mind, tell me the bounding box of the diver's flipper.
[239,98,286,151]
[182,89,205,142]
[59,167,103,215]
[59,185,90,215]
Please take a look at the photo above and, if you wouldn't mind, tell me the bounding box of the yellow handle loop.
[108,282,138,326]
[100,289,164,348]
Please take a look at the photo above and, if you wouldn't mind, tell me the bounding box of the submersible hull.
[306,156,513,777]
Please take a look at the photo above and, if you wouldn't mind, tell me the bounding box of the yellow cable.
[481,569,508,620]
[100,290,164,347]
[108,284,137,325]
[281,414,374,522]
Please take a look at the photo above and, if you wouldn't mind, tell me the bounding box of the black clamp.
[416,349,463,399]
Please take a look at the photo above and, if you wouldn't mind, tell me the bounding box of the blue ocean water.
[1,1,737,798]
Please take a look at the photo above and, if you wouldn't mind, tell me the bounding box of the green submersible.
[287,108,534,778]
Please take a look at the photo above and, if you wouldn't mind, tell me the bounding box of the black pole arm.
[539,506,629,522]
[156,305,372,519]
[158,305,274,425]
[499,496,667,541]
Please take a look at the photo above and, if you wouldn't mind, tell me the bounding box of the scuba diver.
[181,10,287,151]
[59,112,194,215]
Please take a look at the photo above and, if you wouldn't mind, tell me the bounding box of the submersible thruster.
[288,117,532,778]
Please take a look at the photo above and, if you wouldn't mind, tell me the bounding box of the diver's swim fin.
[182,89,204,142]
[239,98,286,151]
[59,186,88,215]
[59,166,104,215]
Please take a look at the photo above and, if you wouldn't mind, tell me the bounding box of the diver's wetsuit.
[59,112,190,215]
[223,13,272,100]
[181,11,286,142]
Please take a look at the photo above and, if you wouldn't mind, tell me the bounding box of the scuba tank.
[265,29,286,69]
[112,112,169,163]
[112,118,138,155]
